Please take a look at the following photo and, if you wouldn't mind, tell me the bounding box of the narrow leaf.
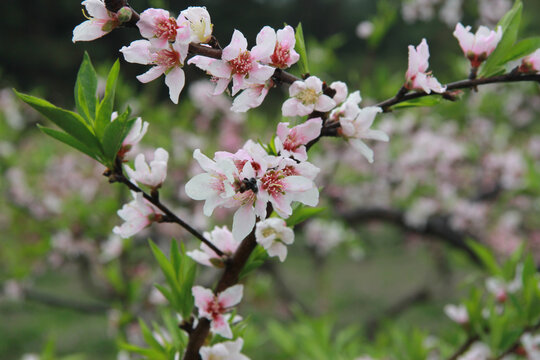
[479,0,522,77]
[15,90,103,155]
[74,52,98,125]
[466,239,501,275]
[295,23,309,74]
[102,108,133,165]
[95,59,120,139]
[286,206,325,227]
[38,125,99,161]
[502,37,540,63]
[391,96,442,110]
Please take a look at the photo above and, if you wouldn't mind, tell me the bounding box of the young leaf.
[295,23,310,74]
[502,36,540,63]
[286,205,325,227]
[95,59,120,139]
[15,90,103,156]
[102,108,133,164]
[148,239,180,294]
[37,125,100,161]
[239,245,269,279]
[466,239,501,276]
[74,52,98,125]
[479,0,523,77]
[390,96,442,110]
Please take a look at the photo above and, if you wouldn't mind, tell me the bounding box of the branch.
[446,335,480,360]
[339,207,481,265]
[376,72,540,112]
[108,169,225,258]
[22,287,109,313]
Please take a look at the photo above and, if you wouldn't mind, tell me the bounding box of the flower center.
[209,298,225,318]
[190,19,208,41]
[260,170,285,196]
[153,49,181,68]
[156,17,178,42]
[229,51,253,75]
[296,88,319,105]
[262,227,277,238]
[271,43,290,68]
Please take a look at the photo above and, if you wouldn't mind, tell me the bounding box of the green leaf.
[466,239,501,276]
[239,245,269,279]
[148,239,180,293]
[74,52,98,126]
[391,96,442,110]
[95,59,120,139]
[180,262,196,318]
[38,125,99,161]
[286,205,325,227]
[295,23,309,74]
[139,318,165,351]
[502,36,540,63]
[479,0,523,77]
[101,108,133,165]
[15,90,103,155]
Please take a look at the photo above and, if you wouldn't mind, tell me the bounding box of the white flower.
[124,148,169,189]
[181,7,213,43]
[255,218,294,262]
[119,116,149,157]
[187,226,241,267]
[72,0,119,42]
[444,304,469,325]
[332,91,388,163]
[112,192,160,238]
[200,338,250,360]
[282,76,336,117]
[405,39,446,94]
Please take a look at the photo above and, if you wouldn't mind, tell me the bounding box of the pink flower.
[231,81,272,113]
[282,76,336,117]
[519,49,540,73]
[137,8,183,48]
[124,148,169,189]
[444,304,469,325]
[521,333,540,360]
[332,91,388,163]
[112,192,161,238]
[274,118,322,161]
[117,116,149,158]
[192,285,243,339]
[200,338,249,360]
[181,7,213,43]
[405,39,446,94]
[187,226,241,267]
[120,27,190,104]
[257,157,320,218]
[189,29,275,95]
[453,23,502,68]
[184,149,239,216]
[256,25,300,69]
[255,218,294,262]
[72,0,119,42]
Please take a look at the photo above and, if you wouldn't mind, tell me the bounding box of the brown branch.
[339,207,481,265]
[22,287,109,313]
[376,72,540,112]
[446,335,480,360]
[106,162,225,258]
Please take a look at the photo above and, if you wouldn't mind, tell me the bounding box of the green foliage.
[15,55,134,169]
[390,96,442,110]
[479,0,523,77]
[267,312,362,360]
[239,245,269,279]
[295,23,309,75]
[285,204,325,227]
[148,239,197,320]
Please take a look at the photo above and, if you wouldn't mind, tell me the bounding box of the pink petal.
[165,67,185,104]
[211,314,233,339]
[136,66,164,83]
[218,284,243,308]
[252,26,276,61]
[120,40,152,65]
[72,20,108,42]
[315,95,336,112]
[232,205,256,241]
[82,0,109,19]
[222,30,248,61]
[193,286,215,313]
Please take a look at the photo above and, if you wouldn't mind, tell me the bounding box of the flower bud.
[117,7,132,23]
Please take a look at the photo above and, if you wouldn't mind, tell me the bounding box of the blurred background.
[1,0,540,359]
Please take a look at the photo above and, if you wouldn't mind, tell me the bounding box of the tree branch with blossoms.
[14,0,540,359]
